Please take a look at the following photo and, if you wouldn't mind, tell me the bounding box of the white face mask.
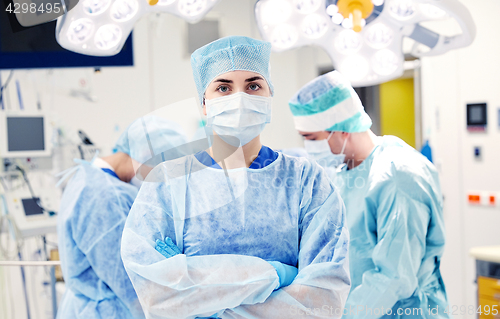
[304,132,347,169]
[205,92,272,146]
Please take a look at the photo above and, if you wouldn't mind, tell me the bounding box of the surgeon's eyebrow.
[213,78,233,83]
[245,76,264,82]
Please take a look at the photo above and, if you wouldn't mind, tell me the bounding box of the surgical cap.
[113,116,188,164]
[288,71,372,133]
[191,36,274,105]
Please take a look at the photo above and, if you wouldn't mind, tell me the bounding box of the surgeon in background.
[288,71,449,319]
[57,116,188,319]
[121,36,350,319]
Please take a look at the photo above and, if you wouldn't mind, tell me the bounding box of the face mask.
[304,132,347,169]
[205,92,272,146]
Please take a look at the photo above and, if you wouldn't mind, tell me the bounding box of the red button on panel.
[468,194,481,204]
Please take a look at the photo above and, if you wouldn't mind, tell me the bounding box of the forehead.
[209,70,266,83]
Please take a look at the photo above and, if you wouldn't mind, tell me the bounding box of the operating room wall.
[420,0,500,317]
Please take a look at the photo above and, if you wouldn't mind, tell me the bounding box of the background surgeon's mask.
[205,92,272,146]
[305,132,347,169]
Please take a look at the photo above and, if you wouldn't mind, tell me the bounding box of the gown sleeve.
[342,163,434,319]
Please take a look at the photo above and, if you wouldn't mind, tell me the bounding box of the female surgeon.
[121,36,350,319]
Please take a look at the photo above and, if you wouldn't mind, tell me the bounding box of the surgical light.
[340,55,369,81]
[56,0,221,56]
[83,0,112,15]
[420,3,447,19]
[389,0,416,20]
[158,0,176,5]
[332,13,344,24]
[294,0,321,14]
[372,49,399,75]
[178,0,207,17]
[110,0,138,21]
[326,4,338,16]
[341,17,353,29]
[271,24,298,49]
[95,24,122,50]
[255,0,476,86]
[67,19,94,44]
[335,29,362,54]
[365,23,393,49]
[302,14,328,38]
[261,0,292,25]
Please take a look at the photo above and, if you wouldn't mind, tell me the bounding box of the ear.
[202,102,207,116]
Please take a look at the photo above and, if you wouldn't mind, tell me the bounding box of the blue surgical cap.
[191,36,274,105]
[288,71,372,133]
[113,116,188,164]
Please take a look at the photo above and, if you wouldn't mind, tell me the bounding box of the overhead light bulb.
[294,0,321,14]
[365,23,393,49]
[95,24,122,50]
[82,0,111,15]
[158,0,175,5]
[341,18,353,29]
[372,0,384,6]
[389,0,416,20]
[326,4,338,16]
[67,19,94,44]
[178,0,207,17]
[261,0,292,25]
[301,14,328,39]
[420,3,447,19]
[332,13,344,24]
[110,0,138,21]
[339,55,369,81]
[335,29,362,54]
[271,24,298,49]
[372,49,399,75]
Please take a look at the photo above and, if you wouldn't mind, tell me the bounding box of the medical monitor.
[0,114,50,157]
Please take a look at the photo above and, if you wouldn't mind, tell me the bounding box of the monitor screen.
[7,117,45,151]
[0,2,134,69]
[467,103,487,127]
[21,197,44,216]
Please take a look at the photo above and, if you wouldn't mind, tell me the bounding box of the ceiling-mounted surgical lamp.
[56,0,221,56]
[255,0,476,86]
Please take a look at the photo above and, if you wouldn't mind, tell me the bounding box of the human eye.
[216,85,230,93]
[248,83,262,91]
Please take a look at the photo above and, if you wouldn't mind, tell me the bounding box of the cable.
[0,70,14,106]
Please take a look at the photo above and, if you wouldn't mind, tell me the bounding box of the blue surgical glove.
[268,261,298,290]
[155,237,182,258]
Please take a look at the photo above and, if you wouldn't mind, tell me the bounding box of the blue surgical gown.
[334,136,449,319]
[57,164,145,319]
[121,147,351,319]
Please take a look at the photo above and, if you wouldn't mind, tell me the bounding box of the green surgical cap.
[289,71,372,133]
